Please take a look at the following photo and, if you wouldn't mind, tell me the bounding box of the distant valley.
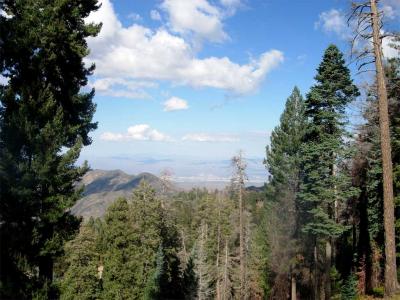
[72,169,265,219]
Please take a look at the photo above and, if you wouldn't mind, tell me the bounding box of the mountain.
[71,169,173,219]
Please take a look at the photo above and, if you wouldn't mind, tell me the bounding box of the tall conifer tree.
[299,45,359,299]
[0,0,100,297]
[264,86,306,295]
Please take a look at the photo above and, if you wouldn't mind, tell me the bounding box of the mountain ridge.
[71,169,171,219]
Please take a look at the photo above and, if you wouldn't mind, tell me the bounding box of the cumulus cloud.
[161,0,227,42]
[100,124,172,142]
[163,97,189,111]
[315,9,349,39]
[85,0,283,97]
[182,133,239,142]
[382,35,400,59]
[315,8,399,60]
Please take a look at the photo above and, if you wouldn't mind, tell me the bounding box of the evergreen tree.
[144,245,165,300]
[59,224,101,300]
[264,87,306,295]
[101,182,184,299]
[0,0,100,297]
[182,256,199,299]
[265,86,306,200]
[299,45,359,298]
[101,198,138,299]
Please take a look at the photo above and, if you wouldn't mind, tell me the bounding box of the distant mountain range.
[71,169,265,219]
[71,169,170,219]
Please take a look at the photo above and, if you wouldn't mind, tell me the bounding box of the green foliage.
[371,286,385,298]
[264,87,306,294]
[0,0,100,296]
[144,246,165,299]
[60,181,184,299]
[265,86,306,201]
[299,44,359,240]
[59,225,101,300]
[182,256,199,299]
[340,273,358,300]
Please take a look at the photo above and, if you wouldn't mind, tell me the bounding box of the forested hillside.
[0,0,399,299]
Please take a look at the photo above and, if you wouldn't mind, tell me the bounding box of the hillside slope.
[71,169,172,219]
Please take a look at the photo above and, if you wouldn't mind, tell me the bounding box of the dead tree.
[349,0,399,294]
[231,151,248,298]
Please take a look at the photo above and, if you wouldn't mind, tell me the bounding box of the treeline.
[58,177,270,299]
[264,44,400,298]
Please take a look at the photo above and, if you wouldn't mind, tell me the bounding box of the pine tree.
[265,87,306,200]
[59,224,101,300]
[264,87,306,296]
[101,182,184,299]
[101,198,138,299]
[299,45,359,299]
[0,0,100,297]
[182,255,199,299]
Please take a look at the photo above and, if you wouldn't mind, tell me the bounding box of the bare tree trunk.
[325,240,332,300]
[370,0,398,294]
[216,196,221,300]
[239,183,245,298]
[223,239,229,300]
[314,243,319,300]
[291,273,297,300]
[232,152,247,299]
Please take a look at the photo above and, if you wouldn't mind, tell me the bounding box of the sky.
[78,0,400,183]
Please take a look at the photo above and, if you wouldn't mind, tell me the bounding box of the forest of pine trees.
[0,0,399,299]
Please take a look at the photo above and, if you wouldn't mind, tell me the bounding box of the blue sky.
[79,0,399,182]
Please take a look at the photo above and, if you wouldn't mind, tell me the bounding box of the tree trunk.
[325,240,332,300]
[216,199,221,300]
[291,273,297,300]
[239,182,245,298]
[370,0,398,294]
[223,239,229,300]
[314,243,319,300]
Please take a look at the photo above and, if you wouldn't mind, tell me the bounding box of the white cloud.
[150,9,162,21]
[381,0,400,19]
[382,35,400,59]
[220,0,242,16]
[182,133,239,142]
[91,77,156,99]
[315,9,349,39]
[127,13,142,22]
[163,96,189,111]
[100,124,172,142]
[161,0,227,42]
[85,0,284,96]
[315,8,399,60]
